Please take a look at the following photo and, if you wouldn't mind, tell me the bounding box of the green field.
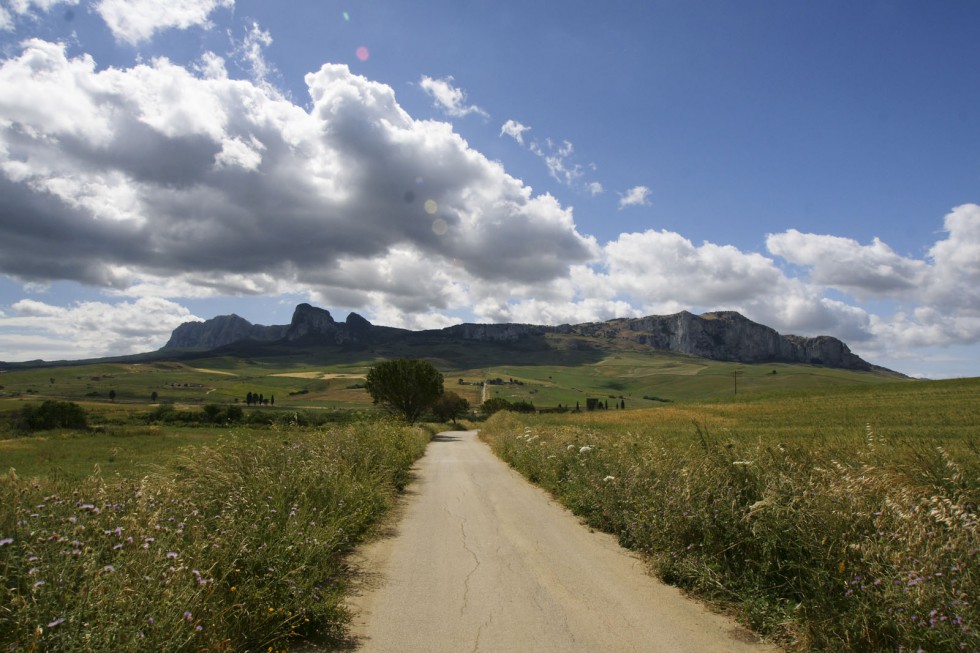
[0,347,909,419]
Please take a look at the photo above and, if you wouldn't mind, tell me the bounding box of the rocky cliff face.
[571,310,870,370]
[163,304,376,350]
[163,314,287,350]
[440,322,548,342]
[162,304,874,372]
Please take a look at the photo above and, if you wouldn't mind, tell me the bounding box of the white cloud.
[618,185,651,209]
[587,181,604,196]
[232,21,277,91]
[766,230,929,297]
[94,0,233,45]
[500,119,530,145]
[0,40,595,320]
[1,297,199,359]
[418,75,488,118]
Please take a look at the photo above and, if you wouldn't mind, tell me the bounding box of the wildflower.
[579,446,592,454]
[103,565,115,573]
[166,551,178,559]
[567,445,575,451]
[183,611,193,621]
[0,537,12,547]
[47,617,65,628]
[33,581,45,589]
[603,475,616,482]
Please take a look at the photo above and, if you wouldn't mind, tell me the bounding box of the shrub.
[14,401,88,431]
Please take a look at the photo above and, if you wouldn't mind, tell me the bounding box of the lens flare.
[343,11,350,21]
[432,218,448,236]
[356,46,370,61]
[424,199,438,214]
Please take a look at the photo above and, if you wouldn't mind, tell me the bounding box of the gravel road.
[347,430,779,652]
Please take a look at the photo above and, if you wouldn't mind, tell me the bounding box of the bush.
[14,401,88,431]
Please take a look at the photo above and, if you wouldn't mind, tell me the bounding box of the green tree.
[431,391,469,425]
[480,397,511,416]
[17,401,88,431]
[365,359,444,424]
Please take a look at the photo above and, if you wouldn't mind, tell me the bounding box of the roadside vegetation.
[0,410,429,651]
[482,378,980,652]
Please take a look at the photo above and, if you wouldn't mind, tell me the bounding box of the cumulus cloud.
[500,119,530,145]
[95,0,233,45]
[766,230,929,297]
[0,40,595,318]
[1,297,199,359]
[618,185,651,209]
[418,75,488,118]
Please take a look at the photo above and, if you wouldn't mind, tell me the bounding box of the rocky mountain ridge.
[163,304,876,372]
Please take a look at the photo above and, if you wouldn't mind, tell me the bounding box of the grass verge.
[481,397,979,652]
[0,421,429,652]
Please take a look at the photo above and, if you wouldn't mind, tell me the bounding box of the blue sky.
[0,0,978,378]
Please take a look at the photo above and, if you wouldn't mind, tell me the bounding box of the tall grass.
[0,421,429,652]
[483,410,978,651]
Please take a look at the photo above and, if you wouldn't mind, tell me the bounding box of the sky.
[0,1,978,378]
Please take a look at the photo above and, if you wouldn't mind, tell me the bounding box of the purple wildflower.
[0,537,13,547]
[47,617,65,628]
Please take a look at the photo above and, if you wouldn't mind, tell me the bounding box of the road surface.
[347,430,779,652]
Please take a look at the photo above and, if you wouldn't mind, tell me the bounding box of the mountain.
[162,304,878,372]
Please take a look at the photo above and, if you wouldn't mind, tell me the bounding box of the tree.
[18,401,88,431]
[365,359,444,424]
[108,389,116,402]
[431,391,469,425]
[480,397,511,416]
[150,391,158,402]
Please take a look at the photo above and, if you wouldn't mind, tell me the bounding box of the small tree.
[480,397,511,416]
[365,359,444,424]
[431,391,469,425]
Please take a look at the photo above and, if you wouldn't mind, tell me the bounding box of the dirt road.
[348,430,778,652]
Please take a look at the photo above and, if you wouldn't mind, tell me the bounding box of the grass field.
[481,376,980,652]
[0,418,430,652]
[0,347,910,418]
